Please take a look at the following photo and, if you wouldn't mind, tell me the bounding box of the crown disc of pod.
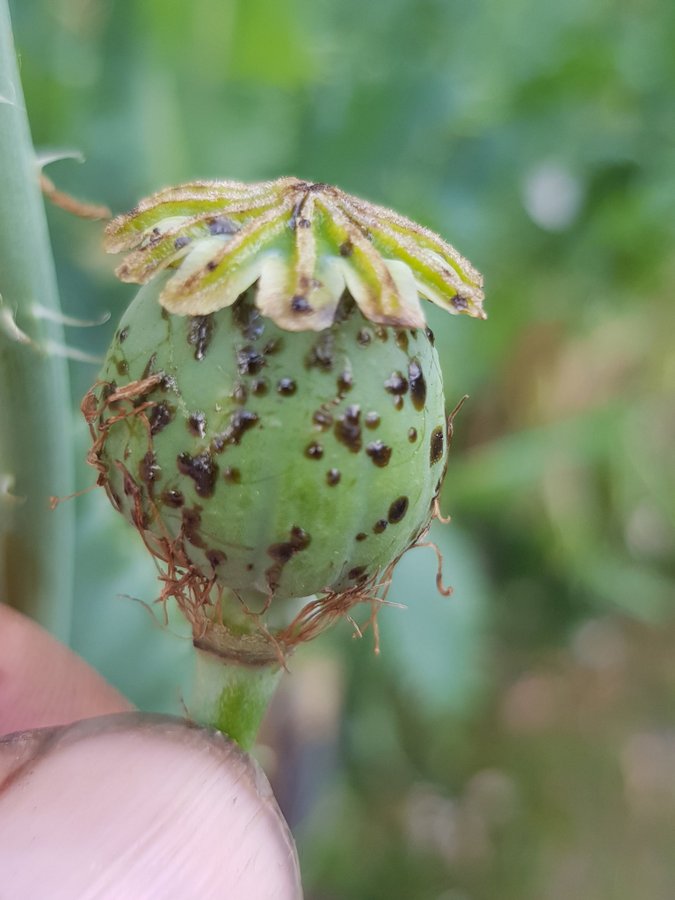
[86,177,485,646]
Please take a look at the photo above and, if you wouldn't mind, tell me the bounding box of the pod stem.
[0,0,74,638]
[190,648,281,750]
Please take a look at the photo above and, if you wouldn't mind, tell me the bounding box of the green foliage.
[8,0,675,895]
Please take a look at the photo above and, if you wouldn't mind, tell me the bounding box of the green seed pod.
[86,178,484,658]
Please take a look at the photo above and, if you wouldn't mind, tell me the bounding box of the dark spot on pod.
[211,410,259,451]
[251,378,269,396]
[161,307,169,320]
[313,409,333,430]
[236,345,265,376]
[355,532,368,542]
[291,295,312,314]
[425,326,435,346]
[118,327,129,343]
[223,466,241,484]
[266,526,312,592]
[337,371,353,394]
[388,496,409,524]
[305,333,334,371]
[277,377,297,396]
[187,315,214,361]
[366,441,392,467]
[232,295,264,340]
[409,329,418,338]
[263,337,283,355]
[365,412,380,429]
[393,395,404,410]
[246,563,254,571]
[177,451,219,498]
[348,565,368,581]
[174,236,190,250]
[339,239,353,257]
[139,451,161,487]
[408,427,418,443]
[142,353,157,380]
[305,441,324,460]
[116,359,129,376]
[334,294,356,322]
[357,328,373,346]
[452,294,469,311]
[334,404,362,452]
[149,401,174,435]
[208,216,237,235]
[159,373,178,393]
[182,506,206,548]
[384,371,408,395]
[231,381,248,404]
[161,488,184,508]
[205,260,218,272]
[408,359,427,411]
[375,326,389,342]
[373,519,388,534]
[395,330,409,352]
[187,412,207,438]
[430,426,444,465]
[326,468,341,485]
[100,381,116,402]
[206,549,227,569]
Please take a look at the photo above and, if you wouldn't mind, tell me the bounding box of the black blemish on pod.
[236,345,265,375]
[429,426,445,465]
[139,451,161,487]
[266,526,311,592]
[408,359,427,411]
[355,532,368,542]
[337,371,353,394]
[263,337,283,355]
[305,333,334,371]
[118,327,129,344]
[339,240,353,257]
[251,378,269,396]
[187,315,214,361]
[373,519,388,534]
[142,352,157,380]
[326,468,341,486]
[334,404,362,452]
[384,372,408,395]
[209,217,237,236]
[187,412,207,438]
[424,326,435,346]
[161,488,184,508]
[395,330,409,352]
[148,401,174,435]
[174,236,190,250]
[305,441,324,460]
[206,549,227,569]
[211,410,259,451]
[232,296,265,341]
[393,396,404,410]
[348,565,368,581]
[365,412,380,429]
[357,328,373,346]
[408,427,418,443]
[223,466,241,484]
[291,295,312,314]
[277,377,297,396]
[116,359,129,376]
[388,496,409,524]
[177,451,219,498]
[231,382,248,405]
[182,506,206,548]
[374,326,389,342]
[366,441,392,467]
[313,409,333,430]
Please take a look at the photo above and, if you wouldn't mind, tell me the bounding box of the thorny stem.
[0,0,74,638]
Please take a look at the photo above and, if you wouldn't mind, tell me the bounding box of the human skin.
[0,605,302,899]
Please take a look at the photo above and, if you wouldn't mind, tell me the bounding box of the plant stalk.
[0,0,74,639]
[190,647,281,750]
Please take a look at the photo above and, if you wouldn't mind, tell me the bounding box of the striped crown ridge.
[104,177,486,332]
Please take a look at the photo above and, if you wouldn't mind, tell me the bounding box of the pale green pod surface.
[95,281,448,607]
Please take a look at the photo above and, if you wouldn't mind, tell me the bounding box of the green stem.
[190,647,281,750]
[0,0,74,639]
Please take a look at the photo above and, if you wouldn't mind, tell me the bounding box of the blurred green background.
[9,0,675,896]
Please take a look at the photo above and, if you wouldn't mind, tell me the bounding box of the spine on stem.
[0,0,74,639]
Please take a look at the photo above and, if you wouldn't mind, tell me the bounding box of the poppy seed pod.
[85,178,485,660]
